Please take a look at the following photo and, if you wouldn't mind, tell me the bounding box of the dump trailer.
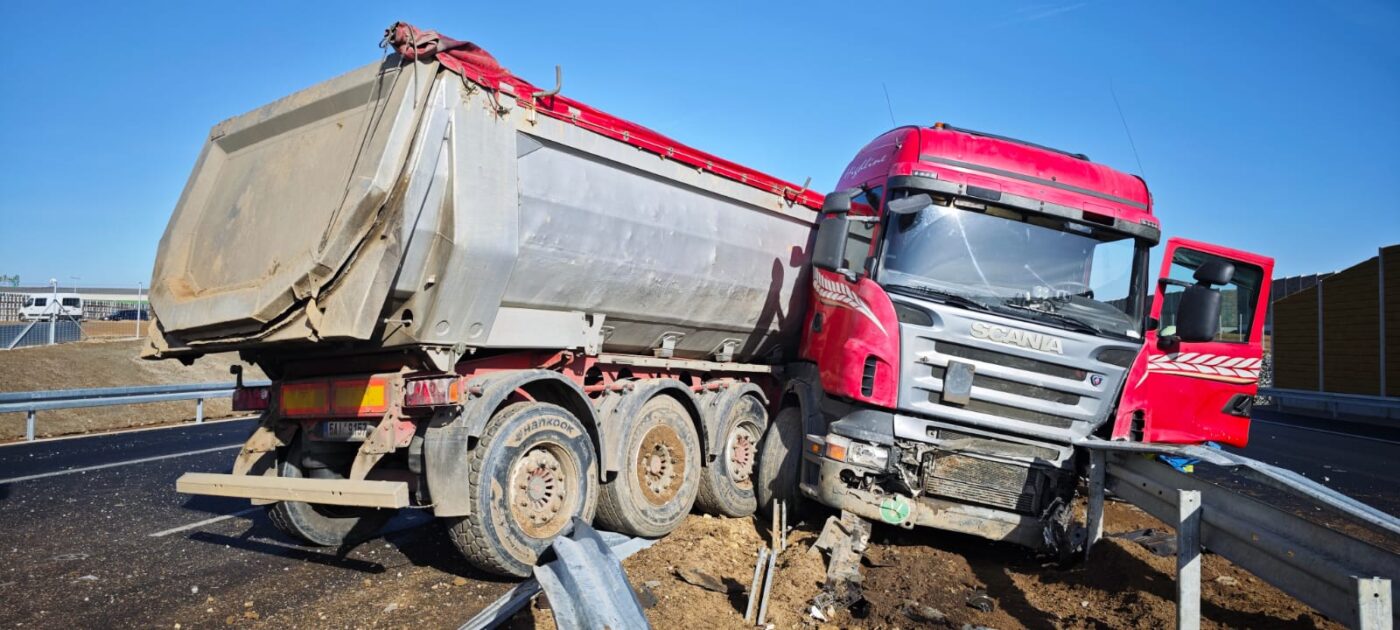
[154,23,821,577]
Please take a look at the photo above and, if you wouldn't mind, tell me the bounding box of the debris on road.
[964,589,995,613]
[676,567,732,594]
[901,601,949,624]
[1114,527,1178,557]
[811,510,872,618]
[742,547,770,623]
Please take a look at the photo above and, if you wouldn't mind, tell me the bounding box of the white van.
[19,293,84,321]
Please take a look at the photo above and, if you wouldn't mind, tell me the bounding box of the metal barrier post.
[1357,577,1393,630]
[196,398,204,423]
[1084,449,1106,561]
[26,409,36,442]
[1177,489,1202,630]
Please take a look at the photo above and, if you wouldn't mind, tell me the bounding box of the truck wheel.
[695,394,766,517]
[754,406,804,514]
[445,402,599,577]
[595,395,702,537]
[266,432,395,547]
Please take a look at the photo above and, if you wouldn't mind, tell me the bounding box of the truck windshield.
[880,199,1147,338]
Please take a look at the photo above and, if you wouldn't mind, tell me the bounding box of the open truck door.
[1114,237,1274,447]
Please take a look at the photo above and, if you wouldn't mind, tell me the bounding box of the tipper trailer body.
[154,23,1273,576]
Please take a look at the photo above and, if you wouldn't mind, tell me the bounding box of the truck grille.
[922,451,1043,513]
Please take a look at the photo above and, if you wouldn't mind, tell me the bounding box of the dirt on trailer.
[0,338,263,441]
[517,501,1340,629]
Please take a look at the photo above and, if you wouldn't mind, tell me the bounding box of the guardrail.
[1081,439,1398,629]
[1257,387,1400,424]
[0,380,271,442]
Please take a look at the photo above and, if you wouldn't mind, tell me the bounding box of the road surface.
[0,419,512,628]
[0,409,1394,627]
[1231,409,1400,518]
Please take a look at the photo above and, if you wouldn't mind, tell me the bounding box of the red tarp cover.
[387,22,823,210]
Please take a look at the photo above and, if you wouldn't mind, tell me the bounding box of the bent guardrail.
[0,380,271,442]
[1081,439,1398,629]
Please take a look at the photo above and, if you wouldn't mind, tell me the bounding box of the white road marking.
[0,444,240,485]
[1253,419,1400,446]
[149,507,261,538]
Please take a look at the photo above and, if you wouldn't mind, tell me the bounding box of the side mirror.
[886,193,933,215]
[812,215,851,274]
[822,189,856,215]
[1174,285,1221,342]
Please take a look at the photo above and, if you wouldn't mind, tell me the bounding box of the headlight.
[848,441,889,469]
[824,434,889,469]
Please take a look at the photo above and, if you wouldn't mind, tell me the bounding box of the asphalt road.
[0,409,1394,627]
[0,419,513,628]
[1230,409,1400,518]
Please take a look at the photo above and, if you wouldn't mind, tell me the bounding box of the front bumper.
[802,456,1049,550]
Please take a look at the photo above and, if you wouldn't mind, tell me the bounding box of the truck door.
[1113,238,1273,447]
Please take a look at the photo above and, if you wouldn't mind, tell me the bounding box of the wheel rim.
[636,425,686,506]
[725,420,761,489]
[508,443,578,539]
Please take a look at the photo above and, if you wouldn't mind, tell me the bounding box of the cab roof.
[839,124,1158,240]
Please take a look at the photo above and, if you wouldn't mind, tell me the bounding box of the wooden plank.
[176,472,409,508]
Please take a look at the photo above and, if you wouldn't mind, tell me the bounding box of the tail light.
[404,376,463,407]
[279,382,330,417]
[331,377,390,417]
[232,386,271,411]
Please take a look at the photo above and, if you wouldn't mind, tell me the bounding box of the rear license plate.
[323,420,375,441]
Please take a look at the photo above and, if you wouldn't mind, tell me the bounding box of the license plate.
[323,420,375,441]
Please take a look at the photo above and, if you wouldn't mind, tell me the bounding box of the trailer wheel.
[695,394,766,517]
[266,432,395,547]
[754,406,804,514]
[445,402,598,577]
[595,395,702,537]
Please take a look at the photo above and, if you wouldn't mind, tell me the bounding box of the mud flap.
[424,407,473,517]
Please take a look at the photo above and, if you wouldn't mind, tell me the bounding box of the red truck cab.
[788,124,1273,552]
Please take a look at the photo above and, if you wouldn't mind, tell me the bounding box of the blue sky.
[1,1,1396,289]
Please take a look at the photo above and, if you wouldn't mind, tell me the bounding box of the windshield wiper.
[1000,302,1102,336]
[885,283,994,313]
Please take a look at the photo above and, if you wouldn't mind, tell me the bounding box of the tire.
[444,402,599,577]
[754,406,804,515]
[695,394,767,517]
[266,432,395,547]
[595,395,702,538]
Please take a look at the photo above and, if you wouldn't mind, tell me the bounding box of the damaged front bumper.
[801,455,1050,550]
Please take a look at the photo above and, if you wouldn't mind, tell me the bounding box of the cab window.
[843,186,883,275]
[1158,248,1263,342]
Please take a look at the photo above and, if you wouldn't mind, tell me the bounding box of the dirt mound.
[0,339,263,441]
[519,501,1338,629]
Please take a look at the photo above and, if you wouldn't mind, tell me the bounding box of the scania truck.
[152,23,1271,576]
[759,125,1273,555]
